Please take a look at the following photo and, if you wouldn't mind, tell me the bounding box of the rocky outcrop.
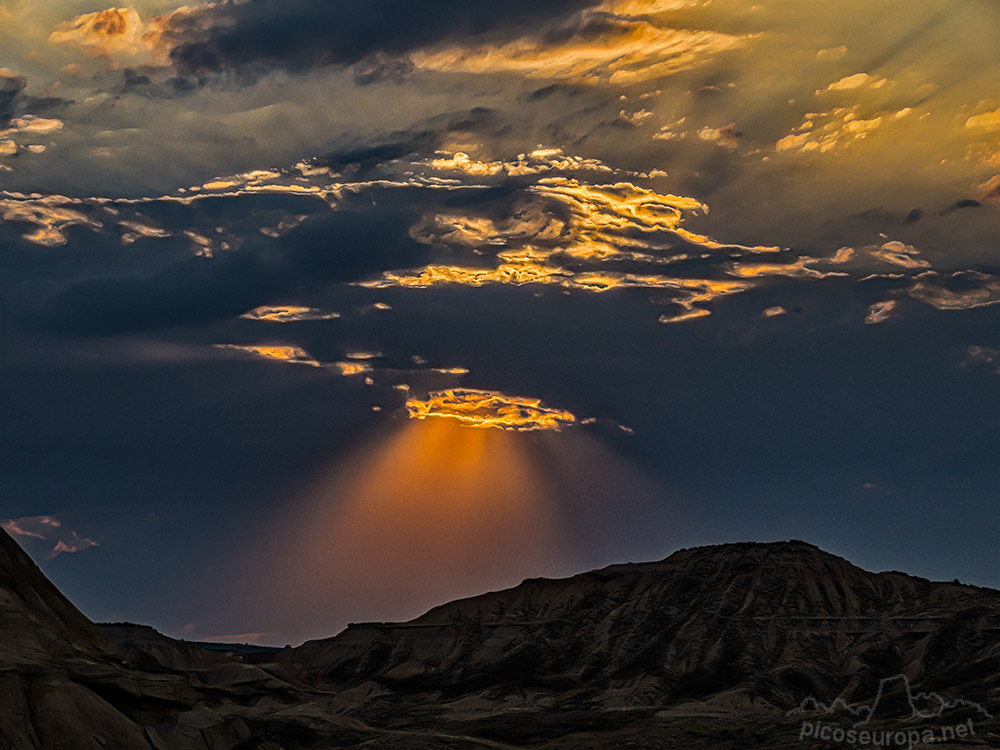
[0,530,271,749]
[282,542,1000,702]
[0,529,198,749]
[101,623,292,695]
[3,531,999,749]
[275,541,1000,746]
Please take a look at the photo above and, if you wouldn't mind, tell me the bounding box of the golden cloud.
[530,178,710,258]
[214,344,322,367]
[0,194,101,247]
[48,6,194,66]
[406,388,576,431]
[410,2,745,86]
[776,106,911,155]
[868,240,930,270]
[240,305,341,323]
[361,174,783,324]
[965,108,1000,132]
[865,299,897,325]
[425,147,668,182]
[906,272,1000,311]
[333,361,373,376]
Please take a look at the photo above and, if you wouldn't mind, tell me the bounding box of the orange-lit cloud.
[531,178,712,258]
[251,418,576,638]
[213,342,392,379]
[965,108,1000,132]
[3,115,63,135]
[214,343,322,367]
[728,257,834,279]
[333,361,373,376]
[1,515,98,559]
[0,194,101,247]
[361,261,563,289]
[360,174,779,322]
[865,300,897,325]
[0,112,64,169]
[906,272,1000,311]
[118,219,170,238]
[820,72,885,93]
[828,246,857,264]
[48,6,194,66]
[658,307,711,324]
[868,240,930,270]
[240,305,341,323]
[361,260,752,311]
[406,388,576,431]
[977,176,1000,202]
[425,146,673,181]
[411,3,745,86]
[776,106,911,155]
[697,123,741,151]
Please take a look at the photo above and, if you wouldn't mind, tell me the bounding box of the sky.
[1,0,999,646]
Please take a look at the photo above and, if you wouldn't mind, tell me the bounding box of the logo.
[788,674,992,748]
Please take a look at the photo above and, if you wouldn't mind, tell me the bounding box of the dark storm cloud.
[321,132,441,175]
[42,208,429,336]
[319,107,497,175]
[0,69,27,124]
[168,0,593,74]
[121,69,202,99]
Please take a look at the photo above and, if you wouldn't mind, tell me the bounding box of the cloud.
[865,299,897,325]
[424,145,667,179]
[213,343,323,367]
[167,0,595,75]
[1,515,99,559]
[0,192,91,247]
[240,305,340,323]
[0,67,27,124]
[776,105,912,155]
[868,240,930,270]
[358,173,765,322]
[411,2,746,86]
[48,7,193,67]
[964,346,1000,374]
[966,108,1000,133]
[906,271,1000,311]
[40,206,429,336]
[407,388,577,431]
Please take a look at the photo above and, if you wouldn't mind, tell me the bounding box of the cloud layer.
[167,0,594,73]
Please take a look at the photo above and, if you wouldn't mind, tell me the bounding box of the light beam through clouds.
[235,418,576,643]
[207,408,674,645]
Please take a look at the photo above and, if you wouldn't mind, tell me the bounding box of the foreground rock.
[275,541,1000,747]
[2,531,999,748]
[0,528,197,748]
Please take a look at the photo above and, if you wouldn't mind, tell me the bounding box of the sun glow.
[241,419,577,641]
[217,417,671,644]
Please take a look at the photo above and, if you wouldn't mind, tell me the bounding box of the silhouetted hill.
[3,531,999,748]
